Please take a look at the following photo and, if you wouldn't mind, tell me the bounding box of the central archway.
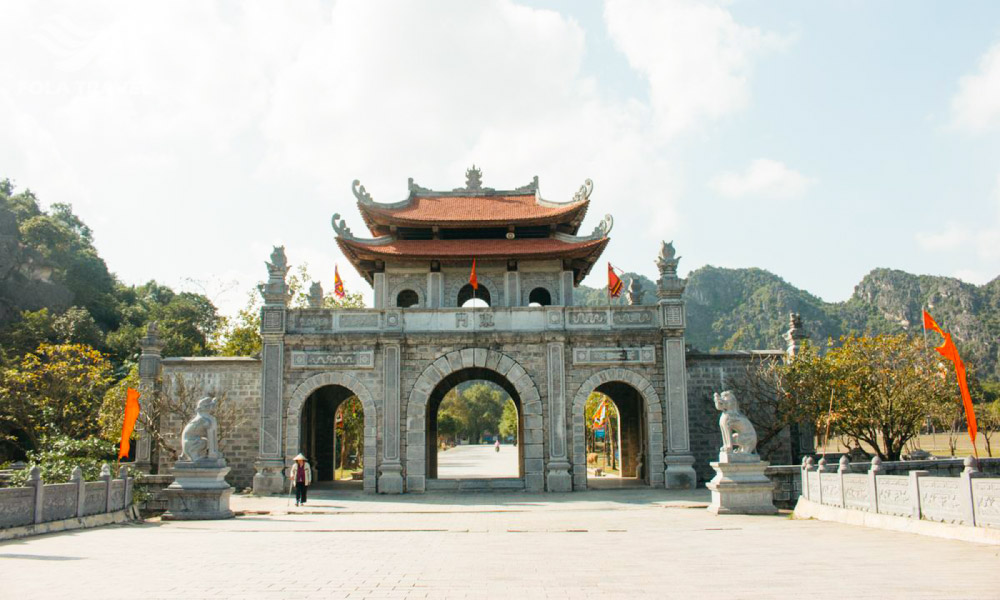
[406,349,544,492]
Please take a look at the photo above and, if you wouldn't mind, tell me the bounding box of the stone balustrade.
[0,464,133,539]
[798,455,1000,529]
[284,305,665,335]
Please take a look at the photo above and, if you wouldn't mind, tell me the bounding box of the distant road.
[437,443,518,479]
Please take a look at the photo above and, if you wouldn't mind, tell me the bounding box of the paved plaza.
[436,444,519,479]
[3,488,999,600]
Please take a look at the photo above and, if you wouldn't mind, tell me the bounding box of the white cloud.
[950,41,1000,133]
[709,159,814,200]
[604,0,789,138]
[0,0,783,315]
[917,174,1000,283]
[915,222,970,252]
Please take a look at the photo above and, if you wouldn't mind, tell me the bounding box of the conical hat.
[293,453,307,461]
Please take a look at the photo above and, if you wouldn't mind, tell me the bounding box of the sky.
[2,1,1000,315]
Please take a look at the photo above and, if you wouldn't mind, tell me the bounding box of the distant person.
[495,438,501,453]
[290,453,312,506]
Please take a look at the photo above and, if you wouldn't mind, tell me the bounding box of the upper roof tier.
[354,166,591,236]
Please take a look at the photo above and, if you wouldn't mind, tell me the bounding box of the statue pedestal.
[706,453,776,515]
[163,459,233,520]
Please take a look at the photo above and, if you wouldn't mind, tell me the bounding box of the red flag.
[118,388,141,460]
[469,259,478,291]
[607,262,623,298]
[334,265,345,299]
[924,310,977,455]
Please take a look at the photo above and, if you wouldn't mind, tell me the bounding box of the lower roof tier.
[337,236,609,285]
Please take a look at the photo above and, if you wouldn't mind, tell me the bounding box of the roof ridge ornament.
[465,164,483,191]
[352,179,374,205]
[573,179,593,202]
[592,213,613,238]
[514,176,539,194]
[331,213,355,240]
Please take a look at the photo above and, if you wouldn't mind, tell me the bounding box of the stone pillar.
[559,270,574,306]
[656,241,697,489]
[505,271,521,307]
[253,246,291,495]
[71,466,85,518]
[135,322,164,473]
[29,466,43,524]
[427,272,443,308]
[545,342,572,492]
[379,343,404,493]
[784,313,815,459]
[373,272,386,309]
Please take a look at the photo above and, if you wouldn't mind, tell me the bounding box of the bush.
[7,435,117,487]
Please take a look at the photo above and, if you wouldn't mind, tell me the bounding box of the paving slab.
[2,489,998,599]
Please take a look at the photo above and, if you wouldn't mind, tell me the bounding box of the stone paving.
[2,488,999,599]
[436,444,518,479]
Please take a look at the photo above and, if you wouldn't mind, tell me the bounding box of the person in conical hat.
[289,453,312,506]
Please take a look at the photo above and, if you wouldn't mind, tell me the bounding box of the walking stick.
[286,476,294,508]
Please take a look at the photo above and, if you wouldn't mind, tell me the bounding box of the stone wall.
[158,357,261,490]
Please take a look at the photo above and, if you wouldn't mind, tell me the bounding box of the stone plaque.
[339,313,379,328]
[383,345,400,461]
[479,312,495,328]
[612,309,654,326]
[567,310,607,326]
[547,342,567,458]
[919,477,965,524]
[875,475,911,517]
[384,310,401,329]
[456,313,469,328]
[296,313,332,331]
[843,474,870,510]
[664,338,690,452]
[261,309,284,333]
[572,346,656,365]
[290,350,374,369]
[664,304,683,327]
[260,343,283,457]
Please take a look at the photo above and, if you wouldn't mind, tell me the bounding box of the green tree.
[784,335,954,461]
[499,398,518,442]
[0,343,114,456]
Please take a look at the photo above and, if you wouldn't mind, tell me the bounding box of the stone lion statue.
[714,390,757,455]
[179,397,221,462]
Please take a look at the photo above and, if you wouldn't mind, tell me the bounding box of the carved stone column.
[253,247,291,495]
[784,313,815,459]
[559,270,574,306]
[656,241,697,489]
[373,272,386,309]
[505,271,521,307]
[379,343,404,493]
[545,342,572,492]
[426,271,443,308]
[135,322,164,473]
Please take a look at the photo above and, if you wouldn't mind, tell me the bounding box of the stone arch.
[570,368,665,490]
[449,272,501,307]
[286,371,378,493]
[405,348,544,492]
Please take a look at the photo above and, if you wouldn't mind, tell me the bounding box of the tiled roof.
[358,193,588,231]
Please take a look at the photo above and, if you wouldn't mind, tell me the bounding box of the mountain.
[577,266,1000,380]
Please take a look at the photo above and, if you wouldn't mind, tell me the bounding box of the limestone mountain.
[578,266,1000,380]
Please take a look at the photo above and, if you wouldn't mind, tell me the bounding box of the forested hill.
[577,266,1000,380]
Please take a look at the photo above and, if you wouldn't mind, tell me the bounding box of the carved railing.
[284,305,670,335]
[798,456,1000,529]
[0,464,133,531]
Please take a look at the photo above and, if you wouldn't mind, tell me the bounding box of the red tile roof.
[358,193,588,233]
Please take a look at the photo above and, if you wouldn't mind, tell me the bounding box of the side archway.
[405,348,544,492]
[286,372,378,493]
[570,368,665,490]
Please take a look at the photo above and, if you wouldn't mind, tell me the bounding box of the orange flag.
[334,265,346,299]
[924,310,977,455]
[592,399,608,429]
[118,387,141,460]
[607,262,623,298]
[469,259,478,291]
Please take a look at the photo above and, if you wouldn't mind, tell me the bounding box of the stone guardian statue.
[179,396,221,463]
[714,390,758,455]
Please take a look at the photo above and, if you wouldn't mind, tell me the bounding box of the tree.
[724,354,806,461]
[0,343,114,457]
[499,399,518,442]
[784,335,954,461]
